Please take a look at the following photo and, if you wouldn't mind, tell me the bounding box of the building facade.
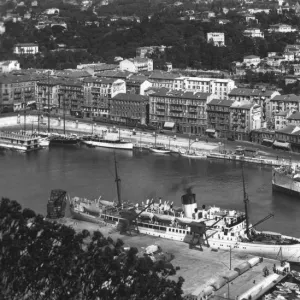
[149,88,214,134]
[0,60,20,73]
[119,58,153,73]
[243,55,261,67]
[206,99,233,138]
[243,28,264,38]
[126,78,152,95]
[229,100,262,141]
[82,78,126,118]
[269,24,296,33]
[13,43,39,55]
[0,75,40,113]
[37,78,60,110]
[148,71,179,89]
[110,93,149,125]
[173,77,235,100]
[207,32,225,46]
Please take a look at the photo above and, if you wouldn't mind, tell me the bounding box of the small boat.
[149,146,171,154]
[179,149,206,159]
[38,137,50,148]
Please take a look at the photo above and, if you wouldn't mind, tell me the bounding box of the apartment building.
[229,100,262,141]
[148,71,179,89]
[110,93,149,125]
[37,78,60,109]
[58,80,84,116]
[119,58,153,73]
[149,88,214,134]
[206,99,233,138]
[0,74,41,112]
[287,111,300,127]
[126,76,152,95]
[82,77,126,118]
[207,32,225,46]
[228,87,280,121]
[243,55,260,67]
[269,94,300,123]
[13,43,39,55]
[173,77,235,100]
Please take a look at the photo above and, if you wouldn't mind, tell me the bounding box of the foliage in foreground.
[0,198,184,300]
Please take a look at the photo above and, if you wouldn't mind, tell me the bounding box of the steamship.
[272,165,300,196]
[67,156,300,263]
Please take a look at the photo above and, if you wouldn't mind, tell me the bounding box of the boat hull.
[180,153,207,159]
[83,140,133,150]
[272,169,300,196]
[50,139,80,145]
[149,147,171,154]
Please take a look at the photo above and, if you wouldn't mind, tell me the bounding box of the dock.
[57,218,290,299]
[207,152,293,167]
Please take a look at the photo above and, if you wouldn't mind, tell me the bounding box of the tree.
[0,198,184,299]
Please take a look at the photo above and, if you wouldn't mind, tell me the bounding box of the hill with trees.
[0,198,184,299]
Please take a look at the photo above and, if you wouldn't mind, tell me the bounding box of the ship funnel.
[181,193,197,218]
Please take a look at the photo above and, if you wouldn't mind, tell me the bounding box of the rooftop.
[112,93,148,101]
[53,70,92,78]
[287,111,300,120]
[83,77,121,84]
[150,88,211,100]
[14,43,38,47]
[271,94,300,102]
[149,71,179,80]
[208,98,234,107]
[96,70,132,79]
[231,100,255,109]
[276,124,300,135]
[229,87,276,98]
[0,74,45,84]
[244,55,260,59]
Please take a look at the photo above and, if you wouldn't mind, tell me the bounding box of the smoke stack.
[181,193,197,218]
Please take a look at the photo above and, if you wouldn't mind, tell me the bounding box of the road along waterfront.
[1,145,300,238]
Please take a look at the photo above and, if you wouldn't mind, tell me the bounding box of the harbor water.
[1,145,300,237]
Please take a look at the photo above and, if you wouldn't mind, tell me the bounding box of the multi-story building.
[149,88,214,134]
[173,77,235,100]
[110,93,149,125]
[13,43,39,55]
[82,78,126,118]
[207,32,225,46]
[0,74,41,112]
[37,78,60,110]
[206,99,233,138]
[243,28,264,38]
[148,71,179,89]
[0,60,20,73]
[269,24,296,33]
[58,80,84,116]
[269,94,300,123]
[275,125,300,152]
[119,58,153,73]
[126,76,152,95]
[287,111,300,126]
[228,87,280,122]
[136,45,167,58]
[274,111,289,130]
[229,100,262,141]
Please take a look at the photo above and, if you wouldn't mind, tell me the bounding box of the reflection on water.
[0,147,300,236]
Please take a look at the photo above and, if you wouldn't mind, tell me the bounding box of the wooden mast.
[114,152,122,207]
[242,164,250,238]
[47,71,51,133]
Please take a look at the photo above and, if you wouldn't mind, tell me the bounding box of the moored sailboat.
[149,130,171,154]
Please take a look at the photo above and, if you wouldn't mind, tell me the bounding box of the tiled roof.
[83,77,119,84]
[149,71,179,80]
[276,125,300,135]
[0,74,45,84]
[229,87,276,97]
[150,88,211,100]
[14,43,38,47]
[112,93,148,101]
[271,94,300,102]
[275,110,288,116]
[208,98,234,106]
[96,70,132,79]
[53,70,92,78]
[244,55,260,59]
[287,111,300,120]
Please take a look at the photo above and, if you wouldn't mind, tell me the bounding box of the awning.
[206,129,216,133]
[26,101,36,105]
[163,122,175,129]
[273,141,290,150]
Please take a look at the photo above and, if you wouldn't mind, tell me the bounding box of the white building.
[243,55,261,67]
[13,43,39,55]
[269,24,296,33]
[44,8,60,15]
[119,58,153,73]
[207,32,225,46]
[243,28,264,38]
[0,60,20,73]
[0,21,5,35]
[173,77,235,100]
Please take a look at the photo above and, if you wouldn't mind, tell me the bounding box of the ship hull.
[83,140,133,150]
[149,147,171,154]
[50,139,80,145]
[272,169,300,196]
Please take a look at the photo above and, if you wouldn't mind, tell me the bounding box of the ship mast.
[114,152,122,207]
[242,164,250,238]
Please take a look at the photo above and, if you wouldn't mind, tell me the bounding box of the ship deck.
[58,217,287,298]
